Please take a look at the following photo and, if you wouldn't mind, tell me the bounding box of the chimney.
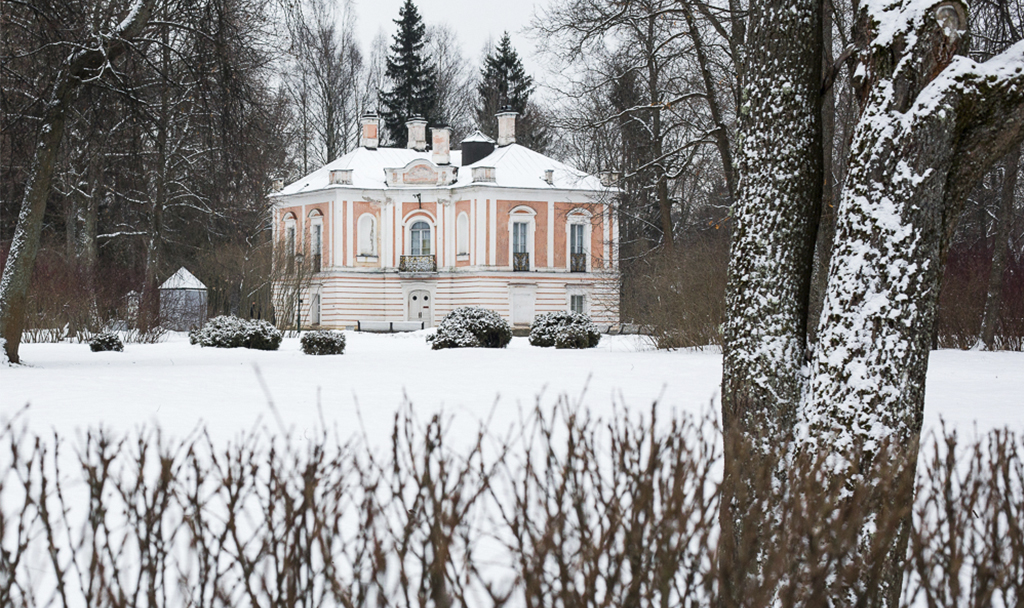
[431,126,451,165]
[271,179,284,192]
[460,130,495,165]
[360,112,379,149]
[406,117,427,151]
[496,107,518,146]
[543,169,554,185]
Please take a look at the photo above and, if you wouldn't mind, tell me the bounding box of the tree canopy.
[378,0,439,147]
[476,32,548,151]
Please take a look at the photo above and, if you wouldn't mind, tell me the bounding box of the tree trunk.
[980,143,1020,349]
[682,2,737,204]
[0,91,74,363]
[0,0,157,363]
[719,0,822,602]
[802,7,1024,605]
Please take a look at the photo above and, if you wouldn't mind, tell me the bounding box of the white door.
[512,290,535,325]
[408,290,432,326]
[311,293,321,325]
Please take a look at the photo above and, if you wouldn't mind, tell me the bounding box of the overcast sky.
[350,0,552,85]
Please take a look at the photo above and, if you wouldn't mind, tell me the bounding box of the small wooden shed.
[159,267,208,331]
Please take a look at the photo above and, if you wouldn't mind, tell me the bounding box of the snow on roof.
[459,144,606,191]
[159,267,206,290]
[274,143,608,197]
[461,129,495,144]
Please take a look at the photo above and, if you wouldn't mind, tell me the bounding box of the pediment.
[384,159,456,187]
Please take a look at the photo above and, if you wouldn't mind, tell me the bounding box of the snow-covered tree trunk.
[719,0,822,601]
[800,2,1024,603]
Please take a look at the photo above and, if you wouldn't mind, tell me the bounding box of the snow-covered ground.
[2,331,1021,445]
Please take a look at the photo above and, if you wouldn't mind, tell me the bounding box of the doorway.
[408,289,432,326]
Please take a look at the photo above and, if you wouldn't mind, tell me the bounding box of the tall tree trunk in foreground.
[800,3,1024,605]
[0,0,157,363]
[723,0,1024,604]
[719,0,822,602]
[980,144,1020,349]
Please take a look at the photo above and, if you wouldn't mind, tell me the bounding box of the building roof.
[274,143,608,197]
[461,129,495,143]
[159,267,206,291]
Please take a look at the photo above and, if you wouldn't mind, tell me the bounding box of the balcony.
[513,252,530,272]
[570,253,587,273]
[399,255,437,272]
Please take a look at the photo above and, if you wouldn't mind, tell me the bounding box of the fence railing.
[399,255,437,272]
[513,252,530,271]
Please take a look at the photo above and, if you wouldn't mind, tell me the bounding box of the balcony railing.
[311,253,321,273]
[570,252,587,273]
[513,252,530,272]
[399,255,437,272]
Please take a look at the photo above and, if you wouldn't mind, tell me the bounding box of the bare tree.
[426,24,475,141]
[284,0,363,167]
[0,0,160,362]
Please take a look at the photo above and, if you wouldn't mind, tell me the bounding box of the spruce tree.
[476,33,548,151]
[378,0,439,147]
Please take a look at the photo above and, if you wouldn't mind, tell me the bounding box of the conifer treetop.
[378,0,439,147]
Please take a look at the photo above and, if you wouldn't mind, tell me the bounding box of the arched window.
[283,213,297,273]
[411,220,431,255]
[566,209,592,273]
[507,206,536,271]
[456,212,469,256]
[308,210,323,272]
[358,214,377,256]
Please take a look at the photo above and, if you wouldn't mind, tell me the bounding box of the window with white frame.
[284,215,297,273]
[567,211,590,272]
[310,213,323,272]
[571,224,585,255]
[571,294,586,314]
[311,292,321,325]
[410,220,431,255]
[457,212,469,255]
[508,206,536,271]
[358,214,377,256]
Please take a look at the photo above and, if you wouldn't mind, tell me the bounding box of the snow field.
[2,331,1020,447]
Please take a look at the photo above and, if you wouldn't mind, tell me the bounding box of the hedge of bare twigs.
[1,404,1020,608]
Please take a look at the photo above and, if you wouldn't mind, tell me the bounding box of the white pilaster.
[603,203,611,269]
[346,200,354,267]
[489,199,497,266]
[547,200,555,269]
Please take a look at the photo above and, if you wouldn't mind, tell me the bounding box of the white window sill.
[356,255,379,262]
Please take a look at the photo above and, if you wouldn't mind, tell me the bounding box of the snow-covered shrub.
[189,316,282,350]
[428,307,511,350]
[88,332,124,352]
[246,320,283,350]
[529,311,600,348]
[301,330,346,355]
[554,324,592,349]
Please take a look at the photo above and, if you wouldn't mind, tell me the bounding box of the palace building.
[271,110,619,329]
